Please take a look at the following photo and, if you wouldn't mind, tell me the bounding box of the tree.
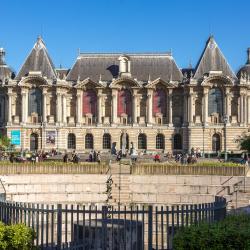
[237,133,250,152]
[0,135,11,151]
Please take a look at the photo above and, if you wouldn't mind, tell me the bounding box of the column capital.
[168,88,173,95]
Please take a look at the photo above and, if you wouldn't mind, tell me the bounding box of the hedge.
[173,214,250,250]
[0,222,35,250]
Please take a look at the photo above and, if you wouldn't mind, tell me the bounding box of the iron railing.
[0,197,226,250]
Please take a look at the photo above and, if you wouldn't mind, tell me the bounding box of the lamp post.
[202,122,205,158]
[223,115,229,162]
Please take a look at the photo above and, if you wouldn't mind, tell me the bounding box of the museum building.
[0,36,250,153]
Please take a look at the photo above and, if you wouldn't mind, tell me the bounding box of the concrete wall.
[0,174,245,205]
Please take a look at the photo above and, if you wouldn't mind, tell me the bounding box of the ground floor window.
[85,133,94,149]
[68,133,76,149]
[173,134,182,150]
[103,133,111,149]
[138,133,147,149]
[156,134,165,149]
[30,133,38,151]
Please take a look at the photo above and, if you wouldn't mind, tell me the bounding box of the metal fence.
[0,197,226,250]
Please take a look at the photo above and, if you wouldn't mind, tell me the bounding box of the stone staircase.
[227,178,250,212]
[109,162,131,206]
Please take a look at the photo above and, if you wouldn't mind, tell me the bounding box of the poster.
[11,130,21,145]
[46,131,56,145]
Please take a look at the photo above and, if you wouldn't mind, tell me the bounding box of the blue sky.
[1,0,250,73]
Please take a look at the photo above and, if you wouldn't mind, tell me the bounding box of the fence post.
[102,206,107,250]
[57,204,62,250]
[148,205,153,250]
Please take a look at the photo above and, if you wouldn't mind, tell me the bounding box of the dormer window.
[118,55,131,77]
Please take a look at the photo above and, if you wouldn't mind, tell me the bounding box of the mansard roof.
[194,36,236,79]
[66,53,183,83]
[16,37,57,81]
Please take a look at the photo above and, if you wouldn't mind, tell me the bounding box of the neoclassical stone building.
[0,36,250,153]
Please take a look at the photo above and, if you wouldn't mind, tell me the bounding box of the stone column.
[62,94,67,124]
[7,91,12,124]
[188,91,194,124]
[202,88,208,124]
[76,90,82,124]
[132,89,138,124]
[225,92,231,122]
[42,90,47,123]
[248,96,250,124]
[56,92,62,123]
[112,89,118,124]
[168,88,173,125]
[183,93,188,125]
[244,95,248,125]
[147,89,153,124]
[240,93,244,124]
[21,90,27,123]
[97,91,102,124]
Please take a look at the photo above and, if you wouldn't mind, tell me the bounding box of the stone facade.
[1,36,250,153]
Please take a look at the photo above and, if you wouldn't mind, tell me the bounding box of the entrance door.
[212,134,220,152]
[30,133,38,151]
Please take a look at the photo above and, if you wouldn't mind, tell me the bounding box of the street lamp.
[223,115,229,162]
[202,122,205,158]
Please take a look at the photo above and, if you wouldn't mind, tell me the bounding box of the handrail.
[0,178,6,199]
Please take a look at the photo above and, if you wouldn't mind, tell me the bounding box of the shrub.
[0,223,35,250]
[173,214,250,250]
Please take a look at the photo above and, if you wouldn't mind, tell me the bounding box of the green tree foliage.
[0,135,11,151]
[0,222,35,250]
[173,214,250,250]
[237,134,250,153]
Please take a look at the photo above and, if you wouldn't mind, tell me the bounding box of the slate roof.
[237,48,250,77]
[66,53,183,83]
[56,68,70,80]
[16,37,57,80]
[0,48,14,82]
[194,36,236,79]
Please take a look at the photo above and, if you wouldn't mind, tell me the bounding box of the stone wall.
[0,174,245,205]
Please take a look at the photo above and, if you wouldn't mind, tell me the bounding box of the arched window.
[173,134,182,150]
[208,88,223,116]
[153,89,166,115]
[30,133,39,151]
[120,133,129,150]
[138,134,147,150]
[82,90,97,116]
[103,133,111,149]
[156,134,165,149]
[118,89,132,117]
[68,133,76,149]
[28,88,42,116]
[212,133,221,152]
[85,133,94,149]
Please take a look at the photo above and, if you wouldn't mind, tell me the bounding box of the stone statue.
[121,133,127,156]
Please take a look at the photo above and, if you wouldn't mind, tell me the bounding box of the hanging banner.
[11,130,21,145]
[46,131,56,145]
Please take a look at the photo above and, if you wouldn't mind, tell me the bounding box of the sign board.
[11,130,21,145]
[46,131,56,145]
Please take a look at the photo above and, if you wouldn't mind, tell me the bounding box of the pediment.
[18,75,50,87]
[74,77,104,89]
[145,78,177,89]
[201,75,234,87]
[110,77,141,88]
